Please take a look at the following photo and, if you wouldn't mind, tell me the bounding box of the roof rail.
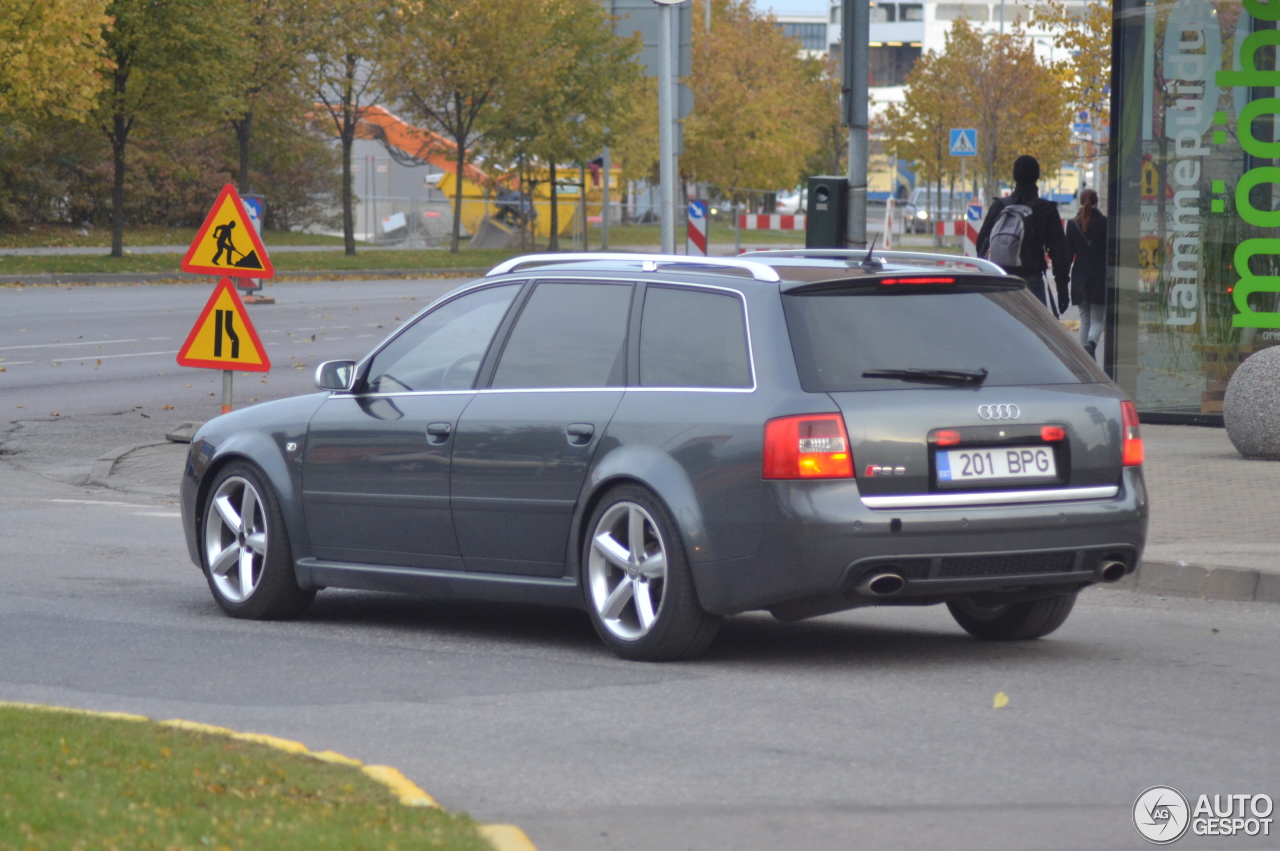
[747,249,1006,277]
[485,253,782,283]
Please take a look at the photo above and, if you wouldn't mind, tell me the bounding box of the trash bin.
[805,176,848,249]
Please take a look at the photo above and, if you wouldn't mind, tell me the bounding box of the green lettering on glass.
[1238,98,1280,158]
[1216,30,1280,88]
[1232,239,1280,328]
[1236,167,1280,226]
[1243,0,1280,22]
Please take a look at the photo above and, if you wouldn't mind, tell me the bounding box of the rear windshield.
[782,287,1105,391]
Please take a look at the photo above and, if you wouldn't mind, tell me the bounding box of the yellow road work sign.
[176,278,271,372]
[181,184,275,278]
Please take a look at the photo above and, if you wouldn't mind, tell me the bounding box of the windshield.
[782,287,1105,392]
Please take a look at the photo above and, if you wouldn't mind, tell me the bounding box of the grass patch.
[0,248,522,277]
[0,224,356,250]
[0,705,489,851]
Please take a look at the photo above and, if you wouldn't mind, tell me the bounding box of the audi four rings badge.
[978,404,1021,420]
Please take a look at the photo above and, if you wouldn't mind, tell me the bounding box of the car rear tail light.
[933,429,961,446]
[763,414,854,479]
[881,276,955,285]
[1041,426,1066,442]
[1121,401,1144,466]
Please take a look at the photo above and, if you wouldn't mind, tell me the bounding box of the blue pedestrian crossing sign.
[950,128,977,157]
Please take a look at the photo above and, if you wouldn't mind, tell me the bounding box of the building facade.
[1111,0,1273,421]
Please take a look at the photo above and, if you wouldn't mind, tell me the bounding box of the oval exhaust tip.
[858,572,906,597]
[1098,560,1127,583]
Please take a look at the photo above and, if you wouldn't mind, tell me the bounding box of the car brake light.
[1121,401,1143,466]
[1041,426,1066,442]
[934,429,961,446]
[763,414,854,479]
[881,276,955,285]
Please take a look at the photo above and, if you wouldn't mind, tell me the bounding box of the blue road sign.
[967,204,983,222]
[950,128,977,157]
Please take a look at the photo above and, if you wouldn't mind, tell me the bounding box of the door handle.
[426,422,452,444]
[566,423,595,445]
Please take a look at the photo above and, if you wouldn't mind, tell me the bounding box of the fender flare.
[200,432,310,563]
[570,444,712,583]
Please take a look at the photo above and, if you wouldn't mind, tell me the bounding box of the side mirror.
[315,360,356,392]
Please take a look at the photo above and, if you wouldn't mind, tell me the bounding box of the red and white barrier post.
[687,200,708,256]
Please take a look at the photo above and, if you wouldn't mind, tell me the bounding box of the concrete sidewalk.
[85,422,1280,606]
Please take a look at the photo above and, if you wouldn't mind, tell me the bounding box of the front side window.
[491,281,632,389]
[639,286,752,388]
[364,284,519,393]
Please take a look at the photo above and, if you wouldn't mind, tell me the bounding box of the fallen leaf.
[1211,628,1220,635]
[162,405,174,410]
[310,334,316,341]
[96,359,102,366]
[140,413,150,418]
[0,367,6,372]
[50,412,59,417]
[993,692,1009,709]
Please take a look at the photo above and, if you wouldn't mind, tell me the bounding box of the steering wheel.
[442,353,482,389]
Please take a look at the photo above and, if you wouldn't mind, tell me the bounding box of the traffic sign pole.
[222,370,233,414]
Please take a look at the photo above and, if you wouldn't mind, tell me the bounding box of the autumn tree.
[678,0,827,202]
[0,0,111,121]
[877,47,966,224]
[483,0,641,250]
[301,0,394,255]
[949,19,1073,201]
[229,0,310,194]
[382,0,560,253]
[1033,0,1111,133]
[95,0,251,256]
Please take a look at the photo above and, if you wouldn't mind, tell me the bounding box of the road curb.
[0,268,490,286]
[1111,560,1280,604]
[0,701,538,851]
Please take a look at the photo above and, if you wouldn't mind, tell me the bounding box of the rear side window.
[491,281,632,389]
[640,286,751,388]
[783,288,1103,391]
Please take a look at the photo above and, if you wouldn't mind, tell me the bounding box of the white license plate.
[936,446,1057,485]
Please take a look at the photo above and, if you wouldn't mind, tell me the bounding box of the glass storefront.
[1112,0,1278,422]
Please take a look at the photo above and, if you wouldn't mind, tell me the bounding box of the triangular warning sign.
[181,184,274,278]
[176,278,271,372]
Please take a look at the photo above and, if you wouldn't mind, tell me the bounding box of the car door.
[450,279,633,577]
[302,282,522,569]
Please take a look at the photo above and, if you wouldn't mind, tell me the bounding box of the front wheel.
[583,485,720,661]
[947,593,1076,640]
[201,461,314,620]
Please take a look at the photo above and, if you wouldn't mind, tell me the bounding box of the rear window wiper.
[861,367,989,385]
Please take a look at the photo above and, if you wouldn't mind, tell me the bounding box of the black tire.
[200,461,314,620]
[947,593,1076,640]
[582,485,721,661]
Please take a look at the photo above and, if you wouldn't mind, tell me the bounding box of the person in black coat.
[1066,188,1107,359]
[975,155,1070,311]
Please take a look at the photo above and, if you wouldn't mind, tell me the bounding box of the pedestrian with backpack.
[976,155,1070,313]
[1066,188,1107,359]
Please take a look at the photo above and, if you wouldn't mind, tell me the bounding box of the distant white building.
[774,15,831,60]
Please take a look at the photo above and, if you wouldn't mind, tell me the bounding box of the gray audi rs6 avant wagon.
[180,250,1148,660]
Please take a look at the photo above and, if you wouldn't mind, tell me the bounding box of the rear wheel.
[201,461,314,620]
[947,593,1076,641]
[583,485,720,661]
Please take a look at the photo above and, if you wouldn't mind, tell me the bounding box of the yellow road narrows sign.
[180,184,275,278]
[176,278,271,372]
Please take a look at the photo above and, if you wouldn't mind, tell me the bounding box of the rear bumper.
[691,468,1148,616]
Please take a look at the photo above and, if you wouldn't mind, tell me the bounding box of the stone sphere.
[1225,345,1280,460]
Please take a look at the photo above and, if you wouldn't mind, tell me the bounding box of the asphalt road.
[3,277,1279,851]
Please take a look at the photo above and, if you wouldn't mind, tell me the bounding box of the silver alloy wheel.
[587,501,668,641]
[203,475,268,603]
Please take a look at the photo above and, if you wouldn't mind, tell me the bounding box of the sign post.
[949,129,978,244]
[180,184,275,413]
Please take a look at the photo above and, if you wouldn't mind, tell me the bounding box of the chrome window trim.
[860,485,1120,510]
[342,274,758,396]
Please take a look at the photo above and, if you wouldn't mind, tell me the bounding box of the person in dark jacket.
[1066,188,1107,358]
[975,155,1070,311]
